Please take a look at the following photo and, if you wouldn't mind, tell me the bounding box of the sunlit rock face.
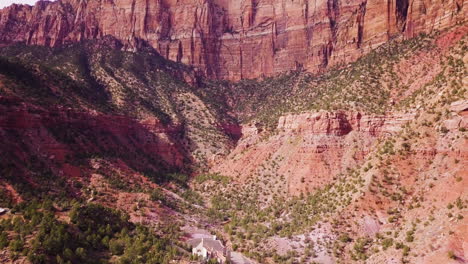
[212,110,417,195]
[0,0,465,80]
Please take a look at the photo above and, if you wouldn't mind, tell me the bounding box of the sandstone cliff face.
[0,0,465,80]
[212,110,415,195]
[276,111,411,136]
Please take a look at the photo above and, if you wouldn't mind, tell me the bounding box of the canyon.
[0,0,466,263]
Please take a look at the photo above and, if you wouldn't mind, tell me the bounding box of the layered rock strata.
[0,0,465,80]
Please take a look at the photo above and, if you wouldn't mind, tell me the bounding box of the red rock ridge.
[276,111,412,136]
[0,0,465,80]
[212,110,415,195]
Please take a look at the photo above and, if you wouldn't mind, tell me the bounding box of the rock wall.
[0,0,465,80]
[212,110,415,195]
[276,111,413,136]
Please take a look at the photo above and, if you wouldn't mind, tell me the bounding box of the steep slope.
[210,26,467,195]
[0,0,465,80]
[0,38,238,202]
[0,37,239,264]
[190,25,467,263]
[0,2,466,263]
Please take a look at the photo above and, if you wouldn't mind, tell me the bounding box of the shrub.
[338,233,352,243]
[381,238,393,250]
[71,203,130,234]
[9,238,24,252]
[109,239,125,255]
[0,231,8,249]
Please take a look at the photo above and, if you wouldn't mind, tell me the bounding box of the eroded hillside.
[0,38,238,263]
[0,12,466,264]
[193,26,468,263]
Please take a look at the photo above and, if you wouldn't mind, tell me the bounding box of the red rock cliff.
[0,0,465,80]
[212,110,416,195]
[0,96,187,181]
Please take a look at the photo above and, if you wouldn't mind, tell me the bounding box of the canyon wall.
[210,24,467,196]
[212,110,415,195]
[0,0,465,80]
[0,96,187,180]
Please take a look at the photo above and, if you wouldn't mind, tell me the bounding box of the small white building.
[190,236,230,263]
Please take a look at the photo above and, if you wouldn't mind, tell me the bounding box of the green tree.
[0,231,8,249]
[109,239,125,255]
[9,238,24,252]
[75,247,86,259]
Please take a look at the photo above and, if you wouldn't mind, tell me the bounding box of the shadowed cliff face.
[0,96,187,197]
[0,0,465,80]
[0,40,238,198]
[395,0,410,31]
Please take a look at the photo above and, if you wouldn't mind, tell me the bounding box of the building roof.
[190,238,225,253]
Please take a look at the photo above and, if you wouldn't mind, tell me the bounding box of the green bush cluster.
[0,201,182,264]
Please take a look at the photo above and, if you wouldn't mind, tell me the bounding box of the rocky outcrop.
[0,0,465,80]
[443,100,468,130]
[213,110,415,195]
[276,111,413,136]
